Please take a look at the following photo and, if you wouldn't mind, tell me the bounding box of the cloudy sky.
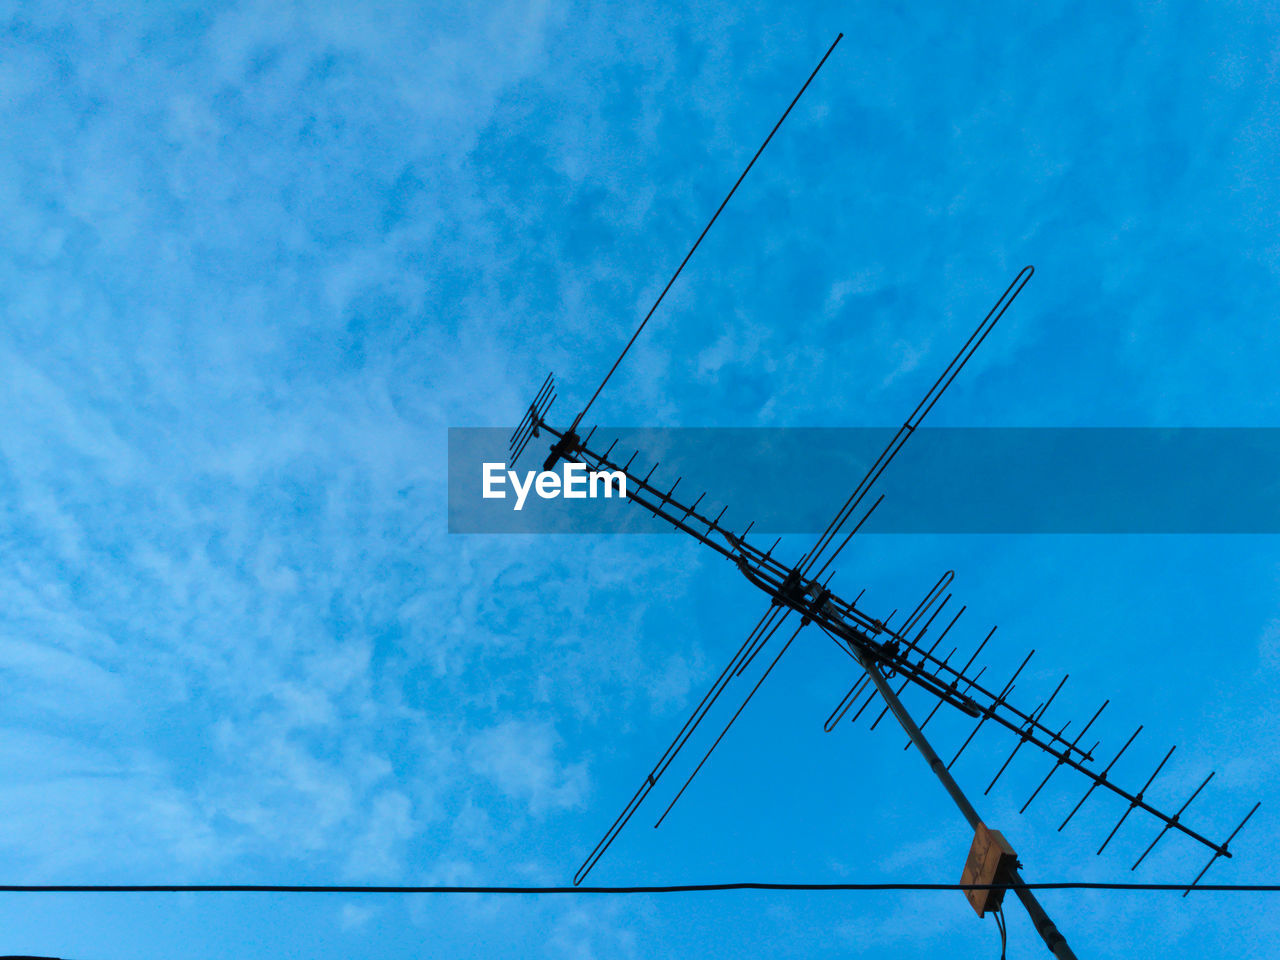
[1,1,1278,958]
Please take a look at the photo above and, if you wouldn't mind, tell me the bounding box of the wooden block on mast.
[961,822,1018,918]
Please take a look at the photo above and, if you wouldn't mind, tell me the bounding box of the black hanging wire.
[993,904,1008,959]
[2,881,1280,894]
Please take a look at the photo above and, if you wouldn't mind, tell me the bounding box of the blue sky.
[1,1,1278,958]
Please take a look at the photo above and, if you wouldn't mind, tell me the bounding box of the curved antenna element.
[800,265,1035,581]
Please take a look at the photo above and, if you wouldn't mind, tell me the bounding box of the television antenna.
[506,34,1258,959]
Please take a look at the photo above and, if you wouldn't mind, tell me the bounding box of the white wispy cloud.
[467,719,588,817]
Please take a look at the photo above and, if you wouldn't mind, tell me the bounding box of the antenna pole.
[852,649,1078,960]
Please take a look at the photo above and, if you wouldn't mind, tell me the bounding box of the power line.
[1,882,1278,894]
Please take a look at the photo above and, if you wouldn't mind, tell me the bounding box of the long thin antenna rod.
[569,33,843,433]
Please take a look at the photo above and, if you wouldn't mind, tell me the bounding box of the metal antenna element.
[800,265,1034,583]
[654,620,808,828]
[572,603,793,886]
[568,33,843,435]
[509,373,557,467]
[504,32,1257,960]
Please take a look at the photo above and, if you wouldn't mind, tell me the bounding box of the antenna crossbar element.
[797,265,1035,582]
[509,373,557,467]
[1020,699,1109,813]
[1184,802,1261,896]
[572,602,794,886]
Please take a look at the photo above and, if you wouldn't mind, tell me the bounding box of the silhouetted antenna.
[1096,744,1176,855]
[506,32,1257,960]
[948,649,1036,770]
[824,672,870,731]
[985,673,1069,795]
[517,272,1254,955]
[868,583,954,732]
[655,618,808,828]
[520,270,1256,957]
